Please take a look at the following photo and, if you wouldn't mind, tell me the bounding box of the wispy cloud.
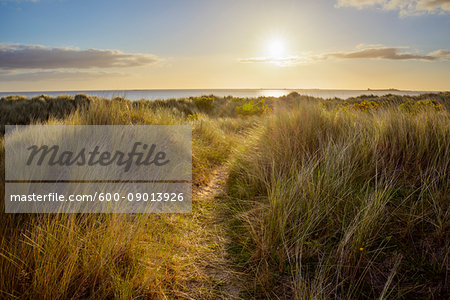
[321,47,437,61]
[335,0,450,16]
[0,70,129,81]
[240,46,450,66]
[239,56,304,66]
[0,44,159,70]
[428,49,450,60]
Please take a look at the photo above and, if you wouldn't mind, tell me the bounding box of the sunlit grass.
[0,95,257,298]
[226,100,449,299]
[0,92,448,298]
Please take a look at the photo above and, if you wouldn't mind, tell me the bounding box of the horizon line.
[0,88,443,94]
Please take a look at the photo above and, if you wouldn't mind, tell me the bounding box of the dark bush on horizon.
[0,94,90,131]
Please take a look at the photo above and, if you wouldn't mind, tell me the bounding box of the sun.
[266,38,285,57]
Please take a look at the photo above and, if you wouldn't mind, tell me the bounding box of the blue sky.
[1,0,449,91]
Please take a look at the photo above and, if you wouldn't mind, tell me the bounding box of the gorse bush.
[235,99,269,116]
[187,113,203,121]
[399,99,444,113]
[191,95,215,112]
[347,99,379,111]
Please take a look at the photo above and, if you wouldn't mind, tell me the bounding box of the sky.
[0,0,449,91]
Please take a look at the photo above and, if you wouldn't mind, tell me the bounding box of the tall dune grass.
[0,93,448,298]
[227,101,449,299]
[0,96,257,299]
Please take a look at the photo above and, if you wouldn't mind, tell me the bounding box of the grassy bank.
[227,96,449,299]
[0,92,448,299]
[0,95,259,299]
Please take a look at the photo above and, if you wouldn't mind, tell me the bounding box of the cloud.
[240,46,450,66]
[239,56,310,67]
[0,69,14,75]
[239,56,305,66]
[0,70,129,81]
[335,0,450,16]
[428,49,450,60]
[0,44,159,70]
[322,47,437,61]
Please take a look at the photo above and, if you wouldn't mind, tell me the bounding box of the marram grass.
[227,100,449,299]
[0,93,448,299]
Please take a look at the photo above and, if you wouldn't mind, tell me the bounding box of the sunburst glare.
[266,38,285,57]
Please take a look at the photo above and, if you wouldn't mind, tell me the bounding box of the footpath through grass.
[0,95,260,299]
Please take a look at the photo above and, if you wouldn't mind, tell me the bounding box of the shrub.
[187,113,203,121]
[235,99,269,116]
[0,95,28,101]
[347,100,379,111]
[0,94,80,127]
[192,96,215,111]
[399,99,444,113]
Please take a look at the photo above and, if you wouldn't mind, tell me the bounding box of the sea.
[0,89,435,101]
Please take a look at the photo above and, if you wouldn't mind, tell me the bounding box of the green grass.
[0,92,448,299]
[226,98,449,299]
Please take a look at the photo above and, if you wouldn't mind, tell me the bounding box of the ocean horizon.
[0,88,438,101]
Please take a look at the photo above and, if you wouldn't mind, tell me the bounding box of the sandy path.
[193,165,244,299]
